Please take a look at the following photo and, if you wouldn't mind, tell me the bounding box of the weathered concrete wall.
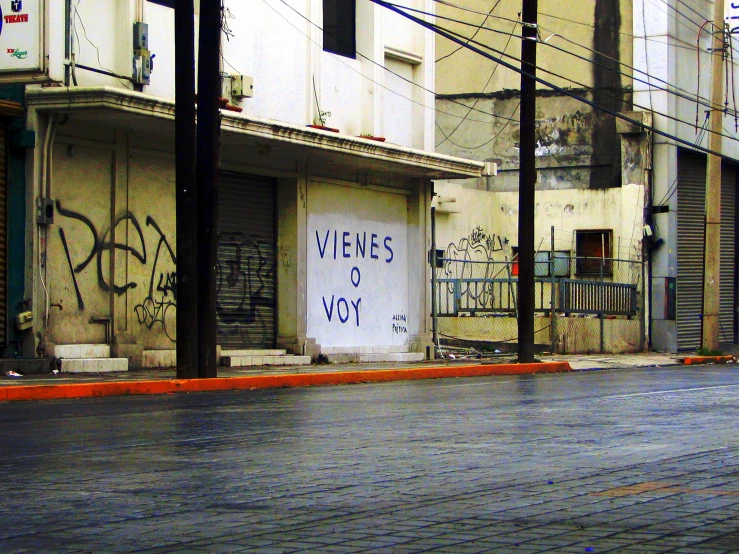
[306,180,411,348]
[47,131,177,350]
[436,91,632,191]
[439,315,641,353]
[434,183,646,265]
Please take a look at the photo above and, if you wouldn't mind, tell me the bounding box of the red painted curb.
[681,355,736,366]
[0,362,572,402]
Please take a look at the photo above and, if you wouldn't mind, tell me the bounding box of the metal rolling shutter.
[216,172,276,349]
[720,164,737,343]
[676,152,706,351]
[0,127,6,347]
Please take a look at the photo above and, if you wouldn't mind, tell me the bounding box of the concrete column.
[407,179,433,355]
[276,166,319,357]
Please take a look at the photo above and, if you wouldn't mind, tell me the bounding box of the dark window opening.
[323,0,356,58]
[576,230,612,275]
[148,0,174,8]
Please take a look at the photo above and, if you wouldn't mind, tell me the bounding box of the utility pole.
[175,0,198,379]
[196,0,222,378]
[702,0,725,351]
[517,0,538,363]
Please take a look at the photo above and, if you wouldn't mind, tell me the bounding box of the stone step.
[54,344,111,359]
[320,345,409,355]
[142,350,176,369]
[221,349,287,357]
[223,355,311,368]
[325,352,426,364]
[60,358,128,373]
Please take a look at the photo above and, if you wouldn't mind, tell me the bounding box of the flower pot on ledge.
[307,124,340,133]
[358,135,386,142]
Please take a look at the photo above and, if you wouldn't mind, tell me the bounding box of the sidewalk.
[0,351,703,402]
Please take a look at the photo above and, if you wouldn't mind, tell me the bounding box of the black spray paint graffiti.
[57,201,147,303]
[56,202,177,341]
[443,226,510,306]
[216,232,276,346]
[57,202,275,345]
[133,217,177,342]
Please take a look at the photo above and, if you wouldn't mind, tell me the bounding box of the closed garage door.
[677,151,738,350]
[677,152,705,351]
[216,172,276,349]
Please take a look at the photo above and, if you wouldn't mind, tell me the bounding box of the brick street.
[2,365,739,553]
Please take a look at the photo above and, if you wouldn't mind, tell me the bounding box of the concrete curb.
[680,355,737,365]
[0,362,572,402]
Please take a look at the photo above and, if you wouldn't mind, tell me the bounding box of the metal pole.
[196,0,222,378]
[600,235,605,353]
[517,0,538,363]
[702,0,725,351]
[431,206,439,358]
[550,225,556,353]
[175,0,198,379]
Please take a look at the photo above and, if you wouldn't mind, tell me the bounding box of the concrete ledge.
[221,349,287,357]
[223,355,311,367]
[142,350,176,368]
[59,358,129,373]
[54,344,111,359]
[680,355,736,365]
[0,362,572,402]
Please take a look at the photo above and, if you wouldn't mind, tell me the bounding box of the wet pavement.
[2,365,739,553]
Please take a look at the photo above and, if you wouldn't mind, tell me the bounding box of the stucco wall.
[306,180,410,347]
[46,134,177,350]
[435,0,633,95]
[434,182,645,263]
[44,0,435,150]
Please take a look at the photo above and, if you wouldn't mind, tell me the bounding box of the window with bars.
[575,230,612,276]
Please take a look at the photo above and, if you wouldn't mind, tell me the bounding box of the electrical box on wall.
[132,22,153,86]
[15,311,33,332]
[36,197,54,225]
[231,74,254,98]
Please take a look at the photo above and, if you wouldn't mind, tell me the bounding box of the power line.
[266,0,520,127]
[371,0,739,163]
[436,12,519,147]
[433,19,739,145]
[436,0,502,63]
[261,0,520,134]
[433,0,715,56]
[415,1,739,117]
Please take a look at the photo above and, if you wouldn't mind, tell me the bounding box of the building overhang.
[26,86,484,181]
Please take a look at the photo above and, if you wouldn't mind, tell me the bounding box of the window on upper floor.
[576,230,612,276]
[148,0,173,8]
[323,0,356,58]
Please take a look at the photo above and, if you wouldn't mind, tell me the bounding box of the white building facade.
[0,0,483,367]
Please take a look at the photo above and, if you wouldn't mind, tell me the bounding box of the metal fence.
[433,256,645,355]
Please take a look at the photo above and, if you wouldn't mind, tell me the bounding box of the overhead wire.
[436,0,502,63]
[370,0,739,162]
[264,0,520,128]
[406,1,739,118]
[433,0,720,56]
[431,17,739,145]
[436,10,520,148]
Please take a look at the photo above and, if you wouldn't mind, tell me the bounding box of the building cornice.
[26,86,484,179]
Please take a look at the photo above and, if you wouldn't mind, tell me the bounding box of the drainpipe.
[39,115,58,340]
[64,0,71,86]
[431,205,439,358]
